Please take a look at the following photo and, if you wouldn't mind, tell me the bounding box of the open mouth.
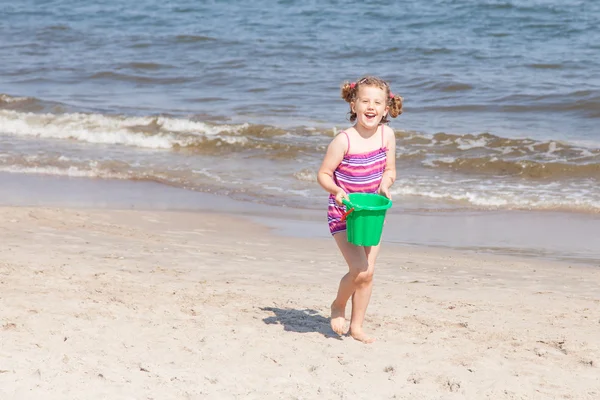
[364,112,377,121]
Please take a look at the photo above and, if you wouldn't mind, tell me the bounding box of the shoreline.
[1,205,599,399]
[1,172,599,265]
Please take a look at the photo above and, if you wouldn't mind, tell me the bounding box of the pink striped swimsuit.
[328,125,387,235]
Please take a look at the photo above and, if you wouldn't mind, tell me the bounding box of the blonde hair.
[341,76,403,123]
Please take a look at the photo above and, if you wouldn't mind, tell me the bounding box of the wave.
[88,71,193,84]
[0,94,59,113]
[173,35,217,43]
[401,130,600,157]
[2,147,599,214]
[526,63,563,70]
[0,155,220,193]
[392,181,600,214]
[420,90,600,119]
[2,107,599,181]
[424,157,600,179]
[3,159,599,214]
[116,62,175,71]
[0,109,323,156]
[412,131,600,179]
[0,165,127,180]
[293,168,317,182]
[0,94,29,104]
[0,109,248,149]
[405,79,474,92]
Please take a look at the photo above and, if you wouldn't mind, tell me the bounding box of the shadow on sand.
[261,307,342,339]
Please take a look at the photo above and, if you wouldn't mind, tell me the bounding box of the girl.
[317,76,403,343]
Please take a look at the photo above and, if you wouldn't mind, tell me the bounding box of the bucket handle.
[341,199,355,221]
[340,207,354,222]
[340,207,354,221]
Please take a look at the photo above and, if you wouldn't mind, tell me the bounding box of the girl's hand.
[378,185,392,200]
[335,189,348,206]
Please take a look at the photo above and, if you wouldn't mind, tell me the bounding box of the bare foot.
[349,328,375,344]
[330,301,346,335]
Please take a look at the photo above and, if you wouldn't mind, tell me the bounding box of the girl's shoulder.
[332,126,357,143]
[381,124,396,142]
[337,126,356,136]
[330,129,350,154]
[381,125,396,150]
[333,128,351,142]
[381,124,395,136]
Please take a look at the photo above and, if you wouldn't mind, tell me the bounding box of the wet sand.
[2,172,599,264]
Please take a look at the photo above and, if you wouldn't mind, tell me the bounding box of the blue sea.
[1,0,600,213]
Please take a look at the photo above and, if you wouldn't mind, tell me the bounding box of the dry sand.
[1,206,599,399]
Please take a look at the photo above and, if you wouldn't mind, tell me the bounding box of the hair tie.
[350,82,356,89]
[389,92,394,99]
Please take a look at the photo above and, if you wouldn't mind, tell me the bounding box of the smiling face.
[351,85,389,130]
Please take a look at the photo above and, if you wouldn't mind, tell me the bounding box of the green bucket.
[342,193,392,246]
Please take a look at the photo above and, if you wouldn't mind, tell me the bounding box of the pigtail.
[340,81,355,103]
[388,94,404,118]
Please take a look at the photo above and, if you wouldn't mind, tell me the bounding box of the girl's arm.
[318,134,348,204]
[378,126,397,199]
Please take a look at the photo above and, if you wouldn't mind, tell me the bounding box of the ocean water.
[1,0,600,213]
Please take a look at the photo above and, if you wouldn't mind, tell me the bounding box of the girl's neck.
[353,123,380,138]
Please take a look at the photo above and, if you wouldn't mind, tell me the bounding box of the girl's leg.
[331,233,380,342]
[349,243,380,343]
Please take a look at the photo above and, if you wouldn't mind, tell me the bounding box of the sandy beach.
[1,204,599,399]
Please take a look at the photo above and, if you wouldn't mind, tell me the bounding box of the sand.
[1,206,599,399]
